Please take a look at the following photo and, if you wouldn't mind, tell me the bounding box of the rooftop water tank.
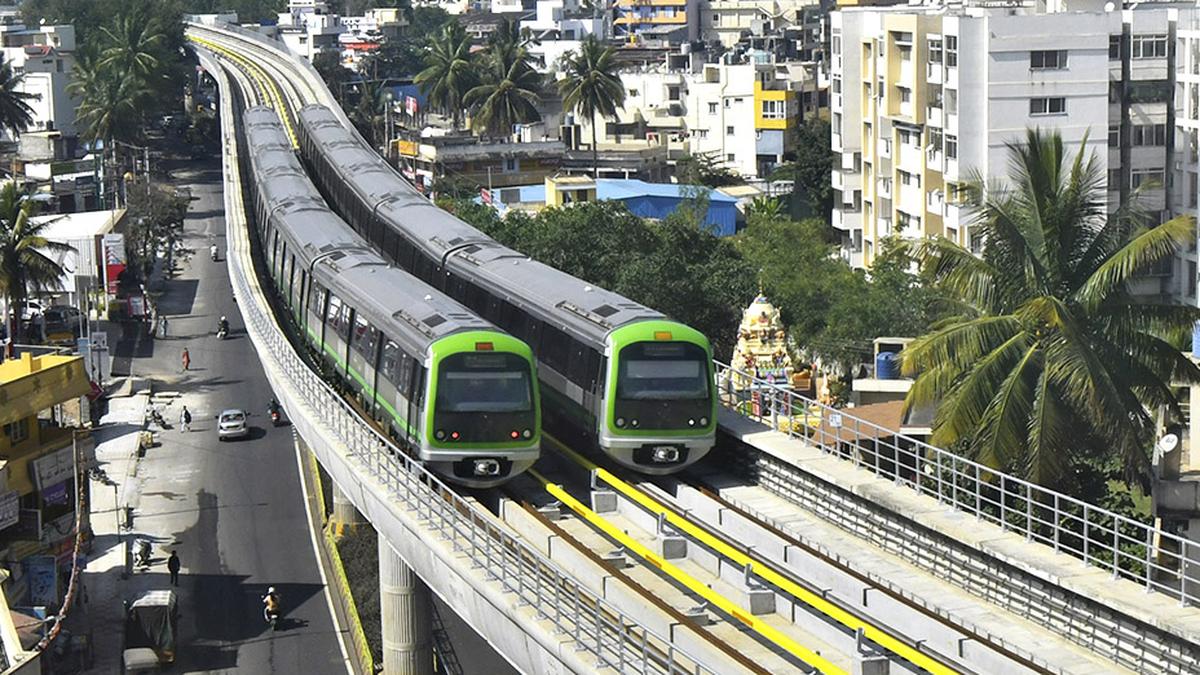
[875,351,899,380]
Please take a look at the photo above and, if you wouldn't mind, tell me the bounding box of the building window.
[898,87,912,103]
[734,97,744,104]
[1131,168,1165,189]
[1190,260,1197,297]
[1132,123,1168,146]
[1109,125,1120,147]
[899,170,919,187]
[724,98,730,109]
[946,89,958,114]
[1128,80,1171,103]
[1029,97,1067,116]
[945,35,957,67]
[695,129,708,139]
[708,102,718,115]
[1108,169,1122,189]
[1109,35,1121,60]
[668,86,680,101]
[3,419,28,445]
[726,125,734,135]
[726,153,735,162]
[628,88,639,97]
[897,211,920,230]
[898,128,920,146]
[1132,34,1168,59]
[1030,50,1068,70]
[832,77,842,94]
[503,158,520,173]
[928,38,942,64]
[946,134,958,159]
[762,100,785,119]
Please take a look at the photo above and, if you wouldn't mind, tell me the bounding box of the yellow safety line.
[189,35,300,148]
[528,468,845,675]
[543,434,960,675]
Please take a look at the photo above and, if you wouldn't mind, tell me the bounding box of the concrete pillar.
[379,538,433,675]
[330,483,364,537]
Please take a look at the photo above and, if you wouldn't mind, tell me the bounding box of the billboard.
[102,233,126,296]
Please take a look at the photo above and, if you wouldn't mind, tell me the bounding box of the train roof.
[297,105,667,345]
[244,106,506,354]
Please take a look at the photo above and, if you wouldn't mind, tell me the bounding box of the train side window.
[484,296,501,324]
[328,294,349,340]
[380,339,399,382]
[586,349,602,391]
[541,326,570,372]
[567,340,589,386]
[309,280,326,316]
[352,313,375,359]
[520,316,540,347]
[397,239,414,269]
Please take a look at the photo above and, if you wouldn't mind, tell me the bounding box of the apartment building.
[830,3,1179,286]
[614,0,699,44]
[701,0,826,50]
[569,60,801,179]
[0,22,78,143]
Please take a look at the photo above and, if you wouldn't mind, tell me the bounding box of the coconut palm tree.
[0,53,35,138]
[98,12,166,81]
[416,22,477,130]
[71,65,147,148]
[903,129,1200,488]
[0,182,72,343]
[465,43,542,137]
[557,36,624,178]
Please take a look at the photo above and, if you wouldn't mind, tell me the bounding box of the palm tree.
[465,43,542,137]
[903,129,1200,488]
[0,54,35,138]
[416,22,477,130]
[97,12,165,81]
[0,183,72,343]
[557,36,625,178]
[71,66,147,148]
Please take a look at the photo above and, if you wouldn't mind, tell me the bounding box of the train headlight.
[522,429,532,438]
[652,446,680,463]
[450,431,460,440]
[699,417,708,426]
[688,418,695,426]
[615,417,626,428]
[435,430,446,440]
[473,459,501,476]
[631,419,639,427]
[510,430,519,439]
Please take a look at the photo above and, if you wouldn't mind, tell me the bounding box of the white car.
[217,409,249,441]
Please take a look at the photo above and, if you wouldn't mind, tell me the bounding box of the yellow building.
[0,351,93,604]
[544,175,597,207]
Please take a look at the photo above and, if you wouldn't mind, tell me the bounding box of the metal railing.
[209,54,716,674]
[714,361,1200,607]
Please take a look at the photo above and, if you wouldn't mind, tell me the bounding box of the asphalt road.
[159,158,519,674]
[131,159,348,673]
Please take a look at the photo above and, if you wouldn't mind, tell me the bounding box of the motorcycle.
[268,400,283,427]
[210,246,219,262]
[135,539,152,568]
[216,327,228,340]
[262,592,281,631]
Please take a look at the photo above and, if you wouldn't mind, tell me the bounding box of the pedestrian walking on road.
[180,406,192,432]
[168,550,181,586]
[181,347,190,372]
[159,316,168,339]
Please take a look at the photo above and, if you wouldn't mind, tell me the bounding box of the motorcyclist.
[268,397,281,417]
[210,244,219,261]
[262,587,281,623]
[217,316,229,336]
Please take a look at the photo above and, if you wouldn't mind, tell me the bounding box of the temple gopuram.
[730,293,811,391]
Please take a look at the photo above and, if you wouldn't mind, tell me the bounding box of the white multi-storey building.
[701,0,824,49]
[568,59,803,179]
[830,1,1178,289]
[0,23,78,142]
[277,0,343,60]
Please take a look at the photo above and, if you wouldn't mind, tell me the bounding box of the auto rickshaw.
[123,590,179,673]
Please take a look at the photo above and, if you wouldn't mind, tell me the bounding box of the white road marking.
[293,437,355,674]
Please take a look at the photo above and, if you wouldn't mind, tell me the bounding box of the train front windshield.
[616,343,710,402]
[436,353,533,413]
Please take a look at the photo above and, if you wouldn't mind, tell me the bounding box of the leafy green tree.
[350,79,391,148]
[903,129,1200,487]
[558,36,625,178]
[0,183,72,342]
[465,36,542,136]
[416,22,477,130]
[70,54,149,147]
[312,51,358,108]
[406,6,454,38]
[98,11,166,80]
[0,54,36,137]
[125,179,189,280]
[677,151,743,188]
[773,116,833,220]
[359,40,424,81]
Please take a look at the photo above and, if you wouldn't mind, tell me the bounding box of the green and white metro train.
[239,105,540,486]
[298,105,716,474]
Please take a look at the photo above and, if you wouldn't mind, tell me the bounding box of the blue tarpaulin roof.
[496,179,739,236]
